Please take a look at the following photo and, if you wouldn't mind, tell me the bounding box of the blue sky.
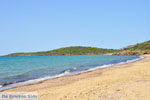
[0,0,150,55]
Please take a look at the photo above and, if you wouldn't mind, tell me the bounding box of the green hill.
[5,40,150,56]
[5,46,119,56]
[123,40,150,51]
[114,40,150,56]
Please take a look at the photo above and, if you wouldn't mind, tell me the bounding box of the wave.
[60,67,78,74]
[0,56,143,91]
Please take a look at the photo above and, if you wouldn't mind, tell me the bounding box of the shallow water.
[0,55,140,88]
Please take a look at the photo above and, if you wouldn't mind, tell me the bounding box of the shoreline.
[0,56,142,91]
[1,54,150,100]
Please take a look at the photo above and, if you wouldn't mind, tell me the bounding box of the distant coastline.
[5,40,150,56]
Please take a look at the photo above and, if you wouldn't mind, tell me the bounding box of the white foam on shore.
[0,72,70,90]
[71,56,143,75]
[0,56,143,91]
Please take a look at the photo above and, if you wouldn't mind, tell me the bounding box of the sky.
[0,0,150,55]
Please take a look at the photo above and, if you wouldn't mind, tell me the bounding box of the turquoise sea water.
[0,55,141,89]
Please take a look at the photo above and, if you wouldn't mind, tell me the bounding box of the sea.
[0,55,142,90]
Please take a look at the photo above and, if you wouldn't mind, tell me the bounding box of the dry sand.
[1,54,150,100]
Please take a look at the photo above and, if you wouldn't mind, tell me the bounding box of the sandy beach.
[1,54,150,100]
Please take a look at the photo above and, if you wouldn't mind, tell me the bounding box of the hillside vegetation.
[123,40,150,51]
[114,40,150,56]
[5,46,119,56]
[5,40,150,56]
